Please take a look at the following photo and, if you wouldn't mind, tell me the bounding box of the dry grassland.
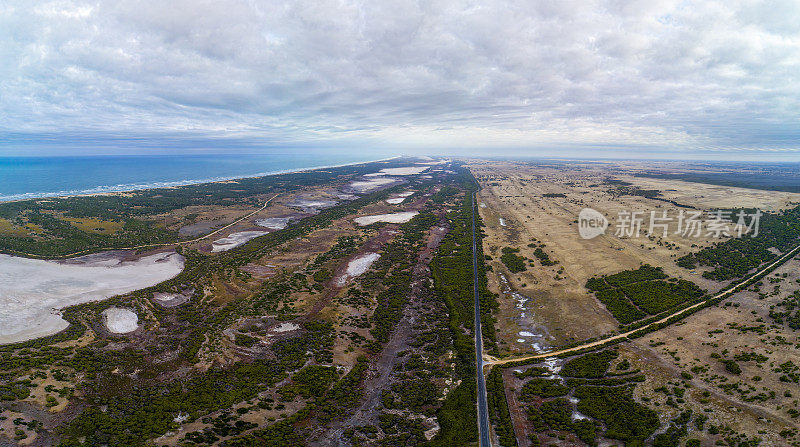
[469,159,800,445]
[470,160,800,355]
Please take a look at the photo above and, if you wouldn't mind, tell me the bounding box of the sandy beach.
[0,156,400,204]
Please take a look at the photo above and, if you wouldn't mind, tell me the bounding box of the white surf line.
[0,156,402,204]
[487,242,800,366]
[5,155,413,258]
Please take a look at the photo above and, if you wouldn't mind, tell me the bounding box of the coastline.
[0,155,400,204]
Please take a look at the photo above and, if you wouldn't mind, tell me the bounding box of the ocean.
[0,152,392,202]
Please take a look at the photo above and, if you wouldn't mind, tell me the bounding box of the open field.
[469,159,800,446]
[473,161,711,353]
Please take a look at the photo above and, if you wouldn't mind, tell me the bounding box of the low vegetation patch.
[561,350,618,378]
[486,367,517,447]
[520,378,569,399]
[586,265,705,324]
[677,206,800,281]
[500,247,527,273]
[516,349,658,446]
[532,247,557,266]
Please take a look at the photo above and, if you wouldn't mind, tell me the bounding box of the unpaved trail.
[312,222,449,446]
[6,193,281,260]
[298,226,398,322]
[486,243,800,367]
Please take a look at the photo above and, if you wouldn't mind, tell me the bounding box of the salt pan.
[354,211,418,226]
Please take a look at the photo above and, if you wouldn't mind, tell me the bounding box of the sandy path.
[314,222,449,446]
[487,242,800,366]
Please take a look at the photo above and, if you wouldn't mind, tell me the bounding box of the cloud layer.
[2,1,799,157]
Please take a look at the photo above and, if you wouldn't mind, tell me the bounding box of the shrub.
[500,247,527,273]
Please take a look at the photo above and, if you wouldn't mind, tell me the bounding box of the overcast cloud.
[1,0,799,158]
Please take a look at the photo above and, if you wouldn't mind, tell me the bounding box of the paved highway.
[471,192,492,447]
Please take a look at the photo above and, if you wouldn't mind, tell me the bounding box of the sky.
[1,1,800,160]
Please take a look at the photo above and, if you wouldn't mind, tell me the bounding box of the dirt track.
[485,242,800,366]
[312,221,450,446]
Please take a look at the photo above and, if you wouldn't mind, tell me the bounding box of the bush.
[533,247,557,266]
[621,280,704,314]
[561,350,618,378]
[594,288,645,324]
[500,247,527,273]
[574,385,659,443]
[278,365,338,399]
[585,265,704,323]
[723,360,742,375]
[234,333,257,347]
[486,367,517,447]
[519,378,569,400]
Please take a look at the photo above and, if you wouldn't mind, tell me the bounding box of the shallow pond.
[0,251,183,344]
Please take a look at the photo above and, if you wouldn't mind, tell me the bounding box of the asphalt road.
[471,192,492,447]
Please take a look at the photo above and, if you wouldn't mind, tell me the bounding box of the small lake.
[0,251,184,344]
